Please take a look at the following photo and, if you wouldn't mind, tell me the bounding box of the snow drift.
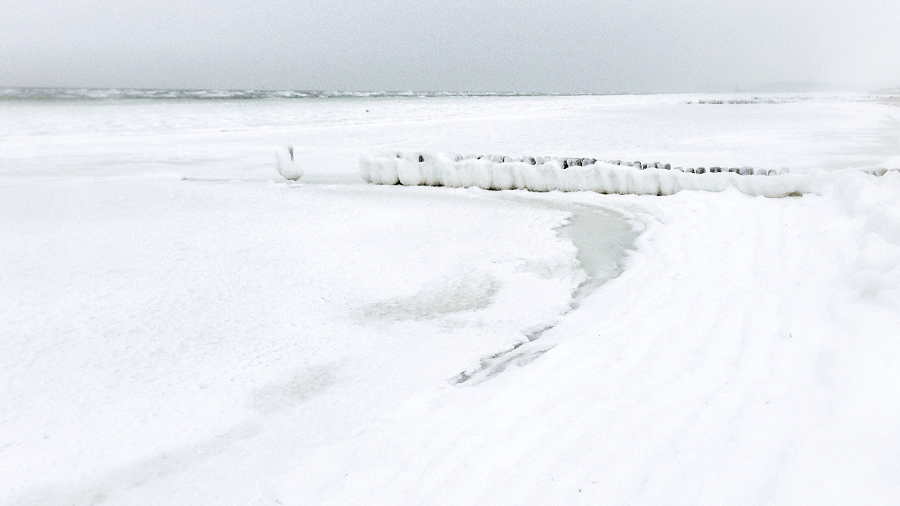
[832,170,900,299]
[358,152,898,198]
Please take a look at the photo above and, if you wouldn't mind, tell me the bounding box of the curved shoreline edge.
[451,195,642,385]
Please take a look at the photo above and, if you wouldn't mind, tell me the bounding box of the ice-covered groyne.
[357,152,898,198]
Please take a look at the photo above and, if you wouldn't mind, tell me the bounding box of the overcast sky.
[2,0,899,93]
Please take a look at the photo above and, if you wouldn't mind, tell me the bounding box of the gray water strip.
[451,194,639,385]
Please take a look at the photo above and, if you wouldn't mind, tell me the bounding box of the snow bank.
[359,152,899,198]
[832,171,900,299]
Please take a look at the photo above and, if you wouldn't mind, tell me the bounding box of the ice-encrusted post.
[276,145,304,181]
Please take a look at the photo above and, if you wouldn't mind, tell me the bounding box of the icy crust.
[360,152,898,198]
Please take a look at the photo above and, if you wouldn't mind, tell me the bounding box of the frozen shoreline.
[450,194,640,385]
[3,93,900,505]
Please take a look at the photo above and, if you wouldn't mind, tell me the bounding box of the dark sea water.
[0,87,558,101]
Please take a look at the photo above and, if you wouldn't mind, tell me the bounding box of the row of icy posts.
[358,152,853,197]
[277,147,896,197]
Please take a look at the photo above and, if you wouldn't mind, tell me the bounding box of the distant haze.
[2,0,899,93]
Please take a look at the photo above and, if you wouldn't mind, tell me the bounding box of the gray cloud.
[2,0,898,92]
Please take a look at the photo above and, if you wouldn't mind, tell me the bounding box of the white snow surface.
[2,92,900,505]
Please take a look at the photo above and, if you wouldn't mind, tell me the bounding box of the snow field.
[357,151,891,197]
[0,175,610,505]
[3,92,900,505]
[277,180,900,506]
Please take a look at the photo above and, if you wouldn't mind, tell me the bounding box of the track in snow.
[277,188,900,505]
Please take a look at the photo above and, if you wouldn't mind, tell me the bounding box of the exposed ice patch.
[451,198,640,384]
[250,365,336,413]
[9,422,260,506]
[362,271,500,321]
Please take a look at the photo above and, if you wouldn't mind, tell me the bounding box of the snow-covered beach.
[2,91,900,505]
